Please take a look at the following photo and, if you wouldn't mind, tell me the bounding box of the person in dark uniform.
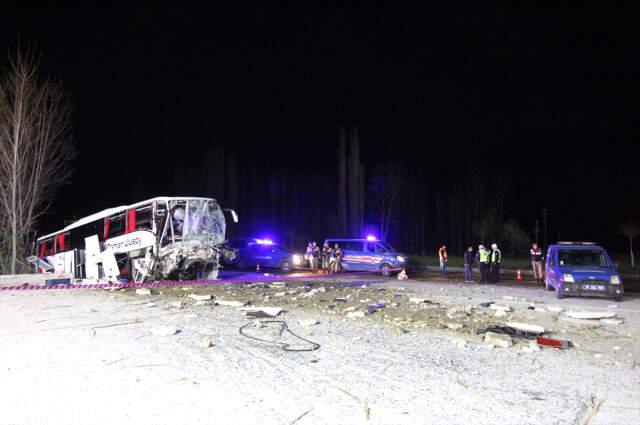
[321,242,332,274]
[463,246,474,282]
[530,242,543,284]
[332,243,343,273]
[490,243,502,283]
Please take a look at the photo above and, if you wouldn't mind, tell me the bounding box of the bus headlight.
[610,275,621,284]
[396,256,406,263]
[563,274,575,283]
[292,255,302,266]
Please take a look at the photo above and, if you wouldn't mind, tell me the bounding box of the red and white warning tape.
[0,268,403,292]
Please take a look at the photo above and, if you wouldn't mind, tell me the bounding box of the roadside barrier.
[0,268,403,292]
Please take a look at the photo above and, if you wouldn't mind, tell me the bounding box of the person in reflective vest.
[477,245,490,284]
[530,242,543,284]
[438,245,448,277]
[490,243,502,283]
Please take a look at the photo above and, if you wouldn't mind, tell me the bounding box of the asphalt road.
[219,266,640,294]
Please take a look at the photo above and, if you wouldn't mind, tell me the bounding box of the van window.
[366,242,388,254]
[340,241,364,252]
[558,249,611,268]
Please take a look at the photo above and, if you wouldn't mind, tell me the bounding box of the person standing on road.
[310,241,320,273]
[530,242,543,284]
[478,245,490,284]
[463,246,474,282]
[438,245,448,277]
[321,242,332,274]
[332,243,343,273]
[305,242,314,272]
[490,243,502,283]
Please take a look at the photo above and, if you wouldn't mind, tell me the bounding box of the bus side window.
[55,233,69,253]
[136,206,153,230]
[107,214,125,239]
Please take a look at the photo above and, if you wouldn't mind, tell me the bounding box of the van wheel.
[380,264,392,277]
[545,279,553,291]
[280,260,291,272]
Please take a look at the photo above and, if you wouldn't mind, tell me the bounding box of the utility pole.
[534,219,540,244]
[541,208,549,248]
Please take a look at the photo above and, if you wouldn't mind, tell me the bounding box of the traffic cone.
[256,264,260,272]
[516,269,522,281]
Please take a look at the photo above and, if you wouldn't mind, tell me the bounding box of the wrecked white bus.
[34,197,237,282]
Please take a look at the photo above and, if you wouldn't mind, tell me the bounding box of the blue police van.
[545,242,623,300]
[229,238,300,272]
[324,238,407,275]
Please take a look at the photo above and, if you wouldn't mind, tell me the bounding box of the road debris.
[536,336,572,349]
[566,311,617,320]
[484,332,513,348]
[298,319,319,327]
[216,299,247,307]
[188,294,213,301]
[347,311,366,318]
[200,338,214,348]
[600,318,624,325]
[135,288,155,296]
[239,307,282,317]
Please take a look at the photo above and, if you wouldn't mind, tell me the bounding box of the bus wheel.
[380,263,392,277]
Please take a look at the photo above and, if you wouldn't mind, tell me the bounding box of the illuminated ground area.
[1,275,639,425]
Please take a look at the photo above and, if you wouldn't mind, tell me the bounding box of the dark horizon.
[2,2,638,256]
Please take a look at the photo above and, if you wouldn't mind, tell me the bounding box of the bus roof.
[37,196,217,241]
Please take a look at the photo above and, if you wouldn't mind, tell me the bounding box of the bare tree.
[369,163,404,241]
[348,126,363,237]
[0,44,74,273]
[618,219,639,268]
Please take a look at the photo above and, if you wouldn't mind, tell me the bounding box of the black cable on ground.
[239,320,321,352]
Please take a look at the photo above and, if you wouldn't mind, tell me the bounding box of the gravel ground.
[1,277,639,425]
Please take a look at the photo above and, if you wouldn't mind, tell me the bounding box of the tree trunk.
[337,127,347,236]
[631,237,635,268]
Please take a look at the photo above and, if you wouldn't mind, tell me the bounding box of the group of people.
[439,242,546,284]
[439,243,502,284]
[305,241,343,274]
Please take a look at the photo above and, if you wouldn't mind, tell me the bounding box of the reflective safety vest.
[479,249,490,263]
[491,248,502,264]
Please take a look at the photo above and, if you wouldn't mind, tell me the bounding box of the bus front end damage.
[151,198,236,281]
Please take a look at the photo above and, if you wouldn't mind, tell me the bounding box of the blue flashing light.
[256,239,274,245]
[366,235,377,241]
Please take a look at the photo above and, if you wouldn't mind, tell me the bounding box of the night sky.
[2,2,638,251]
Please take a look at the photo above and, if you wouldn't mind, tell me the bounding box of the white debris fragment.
[194,300,211,306]
[547,306,565,313]
[409,297,429,304]
[347,311,366,318]
[188,294,213,301]
[239,307,282,317]
[502,296,515,301]
[601,318,624,325]
[534,307,547,313]
[135,288,153,296]
[566,311,617,320]
[446,323,464,330]
[274,291,286,297]
[144,302,156,307]
[200,338,214,348]
[343,306,356,313]
[184,313,198,319]
[484,332,513,348]
[151,326,178,336]
[506,322,545,334]
[299,319,319,327]
[169,301,184,308]
[494,310,508,317]
[490,304,512,312]
[451,338,467,347]
[216,299,247,307]
[608,304,619,309]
